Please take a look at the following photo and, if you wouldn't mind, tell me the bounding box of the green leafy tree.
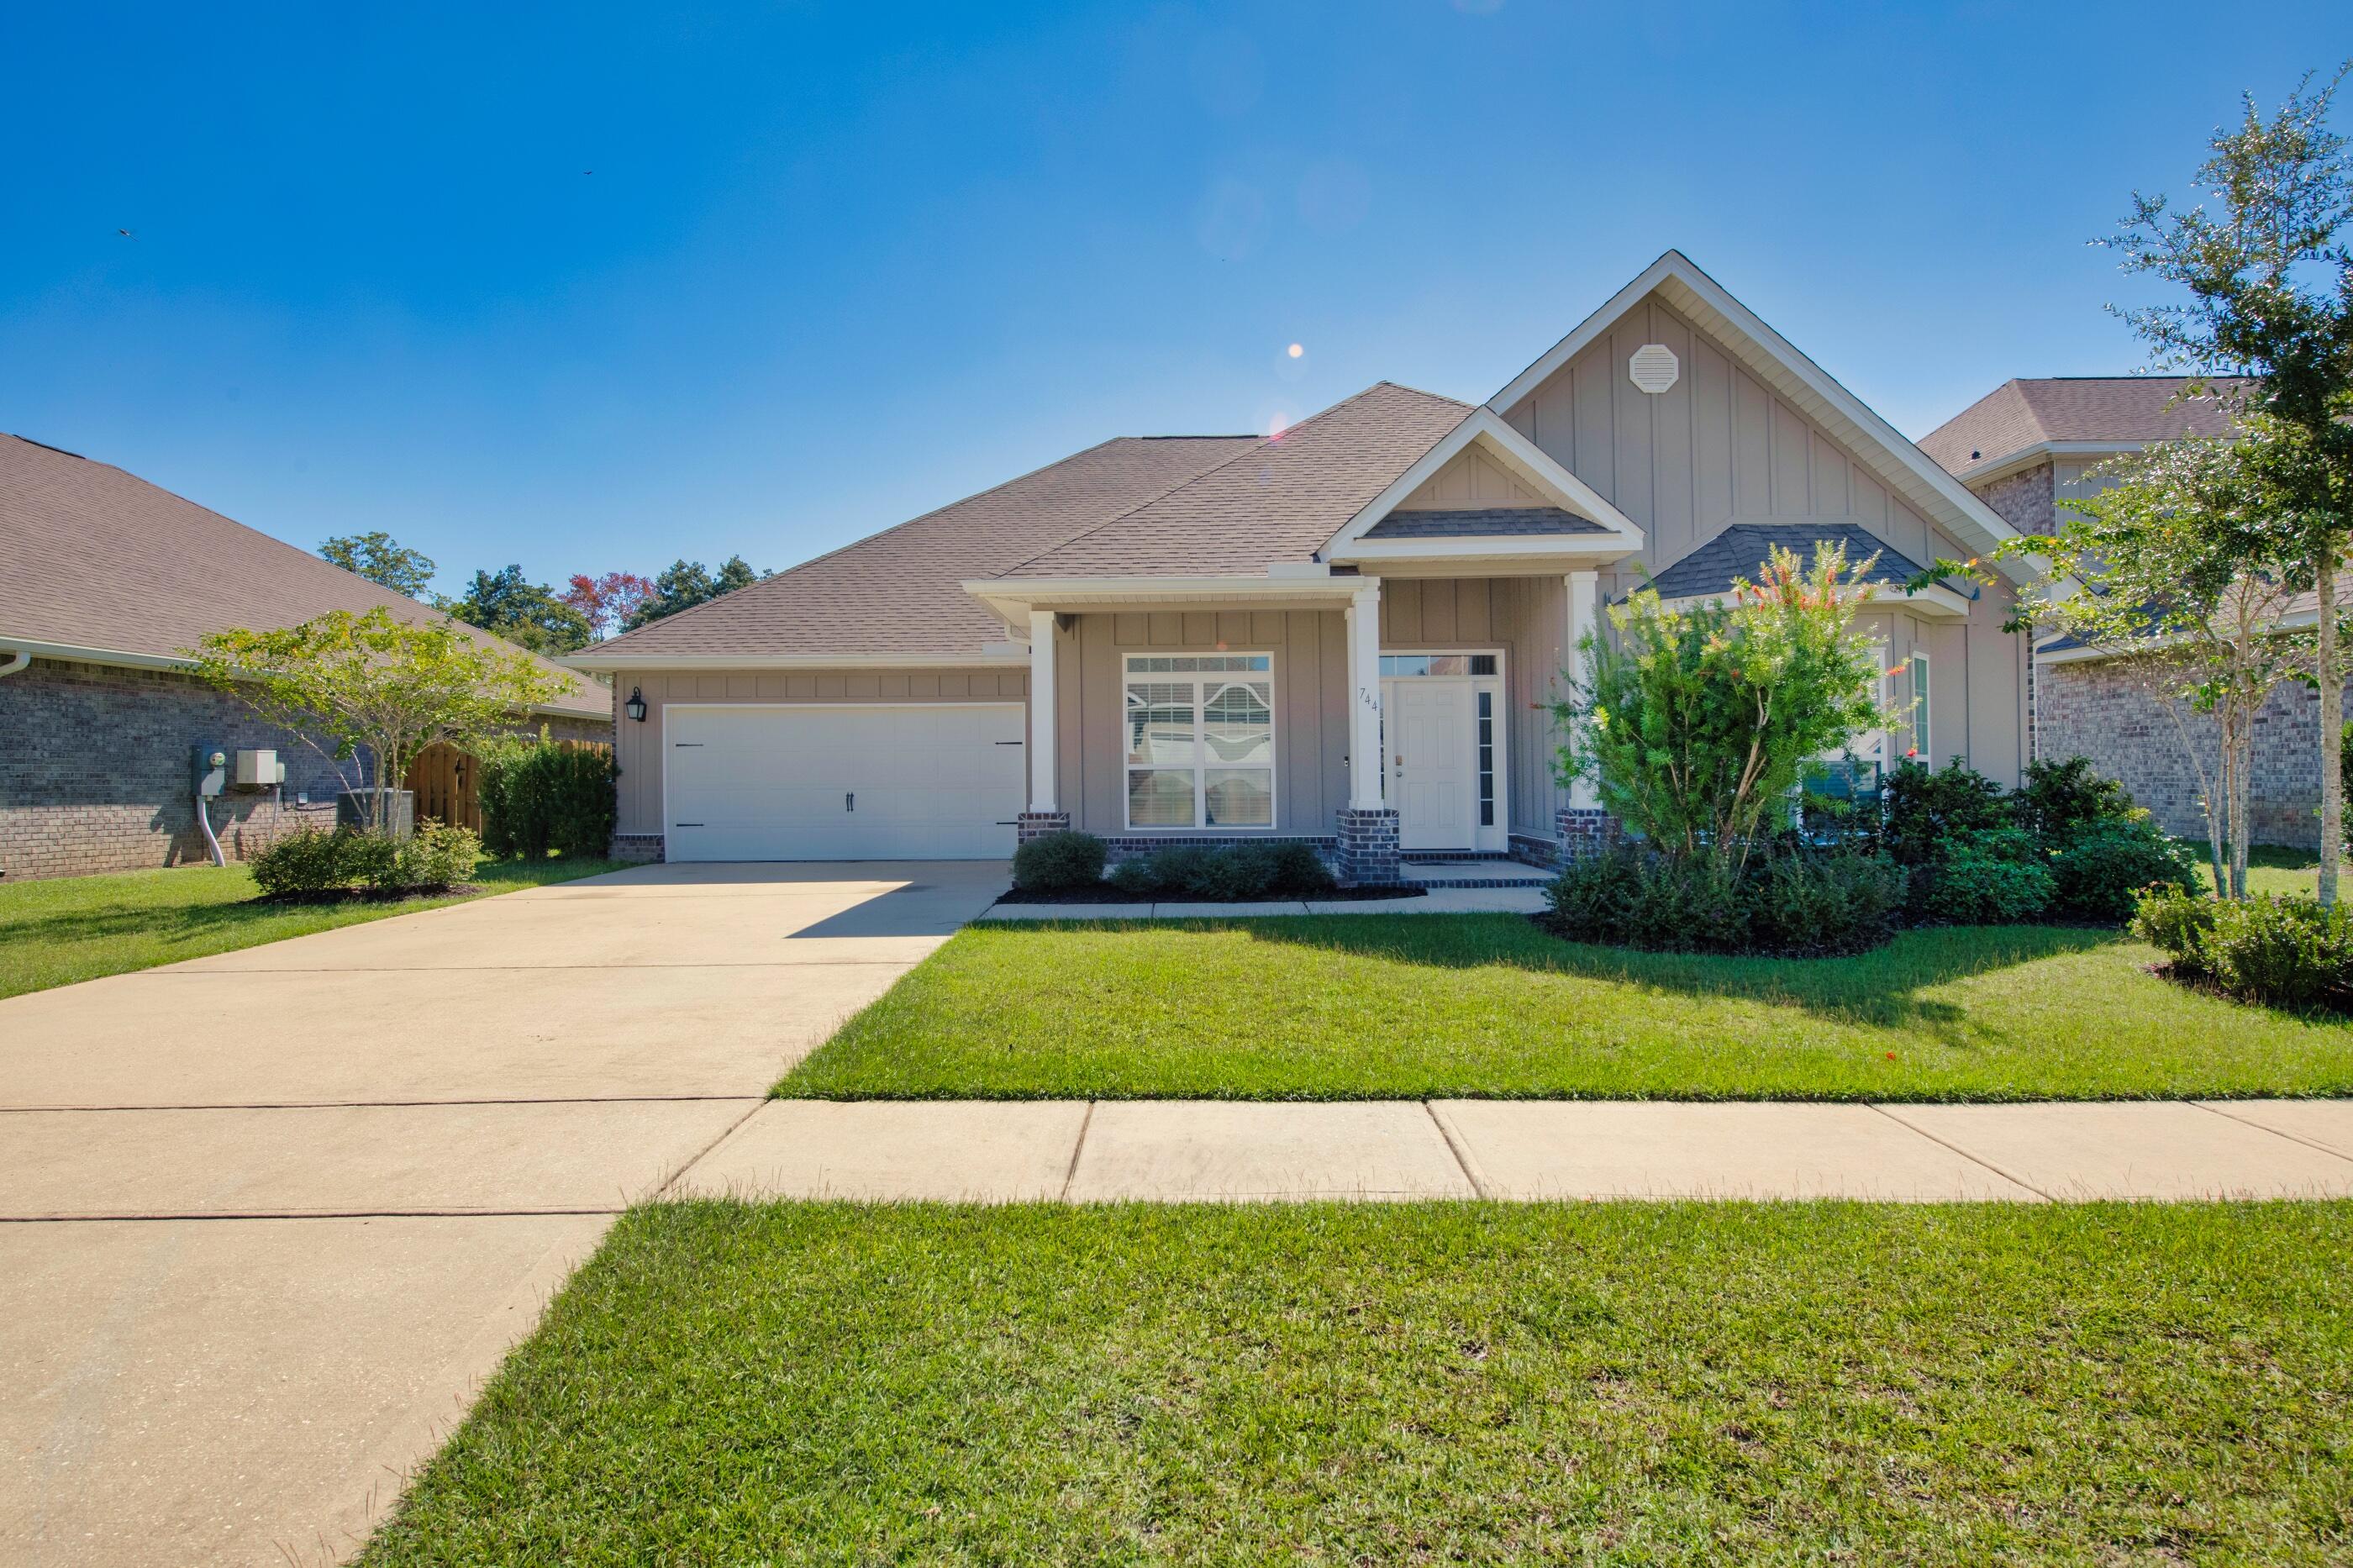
[187,607,564,835]
[2027,433,2307,898]
[441,564,595,655]
[624,555,766,630]
[1555,544,1893,871]
[319,531,436,599]
[2107,64,2353,901]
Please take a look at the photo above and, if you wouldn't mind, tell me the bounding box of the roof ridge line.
[992,383,1439,578]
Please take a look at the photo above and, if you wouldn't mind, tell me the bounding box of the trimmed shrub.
[1931,846,2056,924]
[392,820,482,890]
[1545,847,1899,957]
[1012,830,1108,892]
[479,733,617,860]
[2160,895,2353,1010]
[250,823,475,896]
[2016,756,2140,850]
[1105,858,1159,897]
[2050,818,2202,923]
[1261,840,1339,895]
[1104,842,1339,900]
[250,826,355,897]
[2132,885,2218,975]
[1194,845,1278,902]
[1877,758,2010,868]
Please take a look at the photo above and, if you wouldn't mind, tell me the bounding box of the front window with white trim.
[1123,654,1275,829]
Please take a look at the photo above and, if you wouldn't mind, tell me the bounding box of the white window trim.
[1908,650,1931,765]
[1120,652,1278,832]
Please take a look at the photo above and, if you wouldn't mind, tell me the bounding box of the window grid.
[1476,691,1495,827]
[1123,654,1276,830]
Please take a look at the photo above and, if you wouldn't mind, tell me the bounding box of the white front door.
[1387,680,1476,850]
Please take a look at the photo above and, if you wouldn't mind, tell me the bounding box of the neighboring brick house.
[0,434,612,881]
[1918,376,2343,847]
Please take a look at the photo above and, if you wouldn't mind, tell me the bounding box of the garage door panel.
[666,704,1022,861]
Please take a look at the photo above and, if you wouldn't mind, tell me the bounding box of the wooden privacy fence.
[404,737,613,834]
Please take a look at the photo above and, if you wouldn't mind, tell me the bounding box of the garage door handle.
[845,792,855,812]
[995,739,1023,746]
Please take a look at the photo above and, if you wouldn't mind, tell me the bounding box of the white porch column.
[1564,571,1599,810]
[1345,581,1384,809]
[1027,608,1058,813]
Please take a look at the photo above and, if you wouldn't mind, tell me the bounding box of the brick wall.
[0,657,610,881]
[2039,655,2347,849]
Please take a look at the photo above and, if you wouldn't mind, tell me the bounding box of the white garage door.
[665,703,1025,861]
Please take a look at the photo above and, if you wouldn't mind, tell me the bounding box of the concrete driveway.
[0,860,1005,1568]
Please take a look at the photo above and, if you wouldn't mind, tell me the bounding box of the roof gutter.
[1945,441,2145,490]
[0,633,608,724]
[564,650,1029,673]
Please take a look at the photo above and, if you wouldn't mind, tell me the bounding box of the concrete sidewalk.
[976,885,1549,920]
[676,1097,2353,1203]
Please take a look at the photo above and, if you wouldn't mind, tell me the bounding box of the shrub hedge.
[479,734,616,860]
[2134,887,2353,1011]
[250,820,482,897]
[1012,830,1108,892]
[1544,846,1903,957]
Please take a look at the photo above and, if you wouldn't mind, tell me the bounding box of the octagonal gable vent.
[1628,343,1680,395]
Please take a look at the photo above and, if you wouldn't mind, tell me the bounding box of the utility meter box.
[192,745,227,797]
[234,748,277,787]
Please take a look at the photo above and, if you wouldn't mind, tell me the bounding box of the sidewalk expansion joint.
[1059,1102,1098,1201]
[1865,1103,2054,1202]
[1423,1102,1489,1198]
[2191,1099,2353,1165]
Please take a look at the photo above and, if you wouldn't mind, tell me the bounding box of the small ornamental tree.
[1555,544,1893,871]
[188,607,566,835]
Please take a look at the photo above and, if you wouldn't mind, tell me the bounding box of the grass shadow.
[1187,914,2128,1037]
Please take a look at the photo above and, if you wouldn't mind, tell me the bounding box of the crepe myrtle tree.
[2106,64,2353,902]
[1933,434,2308,898]
[1553,544,1894,871]
[188,607,565,835]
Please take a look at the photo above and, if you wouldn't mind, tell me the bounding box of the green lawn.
[2202,843,2349,898]
[0,855,624,998]
[779,916,2353,1102]
[361,1200,2353,1566]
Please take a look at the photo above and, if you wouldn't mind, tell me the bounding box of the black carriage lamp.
[624,686,648,723]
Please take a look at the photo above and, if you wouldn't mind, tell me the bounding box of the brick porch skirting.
[608,834,666,864]
[1556,807,1619,862]
[1333,807,1401,887]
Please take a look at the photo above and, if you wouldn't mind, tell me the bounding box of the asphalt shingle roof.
[1004,383,1473,577]
[591,434,1256,659]
[1645,522,1924,601]
[0,434,608,718]
[1917,376,2246,475]
[1363,506,1607,539]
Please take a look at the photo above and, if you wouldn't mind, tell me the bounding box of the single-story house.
[570,251,2039,883]
[0,434,612,880]
[1921,376,2343,849]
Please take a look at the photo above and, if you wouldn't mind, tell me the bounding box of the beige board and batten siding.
[1498,287,2028,785]
[611,667,1030,839]
[1052,585,1571,843]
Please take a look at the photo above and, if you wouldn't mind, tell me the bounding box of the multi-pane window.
[1123,654,1274,829]
[1477,691,1495,827]
[1380,653,1498,677]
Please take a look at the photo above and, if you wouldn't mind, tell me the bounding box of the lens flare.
[1287,343,1303,359]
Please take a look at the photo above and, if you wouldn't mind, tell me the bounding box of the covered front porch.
[973,569,1619,885]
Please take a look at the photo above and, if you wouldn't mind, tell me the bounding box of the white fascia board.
[1322,408,1645,560]
[1487,250,2044,591]
[1948,441,2143,490]
[2036,602,2326,666]
[1655,582,1974,620]
[1333,536,1642,566]
[0,634,197,673]
[7,633,608,723]
[565,650,1026,672]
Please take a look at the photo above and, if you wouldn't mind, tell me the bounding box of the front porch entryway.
[1381,653,1504,853]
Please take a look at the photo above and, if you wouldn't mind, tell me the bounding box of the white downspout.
[0,649,28,679]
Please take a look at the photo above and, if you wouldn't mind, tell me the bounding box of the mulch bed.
[998,883,1426,906]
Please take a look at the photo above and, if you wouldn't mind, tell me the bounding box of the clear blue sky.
[5,3,2342,598]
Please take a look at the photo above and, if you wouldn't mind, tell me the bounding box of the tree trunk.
[2320,554,2341,907]
[2228,701,2252,900]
